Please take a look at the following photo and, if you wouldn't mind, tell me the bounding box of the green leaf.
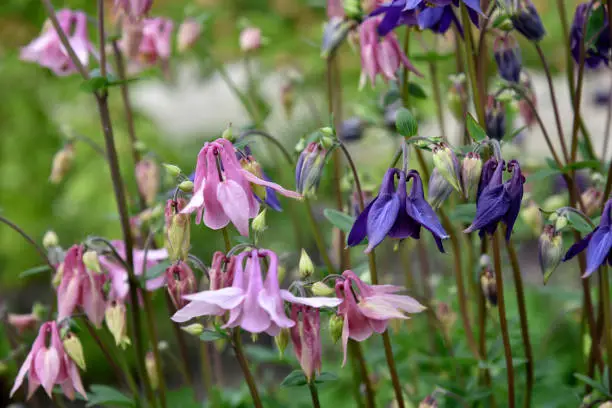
[395,107,419,137]
[19,265,51,279]
[526,168,561,183]
[200,330,226,342]
[382,89,401,107]
[86,384,135,407]
[143,260,171,280]
[81,76,109,93]
[450,203,477,224]
[562,160,601,172]
[281,370,308,387]
[545,157,561,170]
[314,371,338,384]
[491,13,511,29]
[407,82,427,99]
[566,211,594,234]
[585,5,606,50]
[573,373,612,397]
[323,209,355,233]
[466,113,487,141]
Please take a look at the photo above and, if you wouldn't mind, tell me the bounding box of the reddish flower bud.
[136,158,160,206]
[209,252,236,291]
[166,262,197,309]
[240,27,262,52]
[177,18,202,53]
[7,313,39,334]
[290,305,322,381]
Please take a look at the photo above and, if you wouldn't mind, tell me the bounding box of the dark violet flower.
[570,3,610,68]
[494,35,522,83]
[348,168,449,253]
[509,0,546,42]
[370,0,420,37]
[340,117,365,142]
[465,159,525,240]
[564,199,612,277]
[295,142,328,196]
[485,96,506,141]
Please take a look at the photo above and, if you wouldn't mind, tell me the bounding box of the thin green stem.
[460,3,485,125]
[0,216,55,272]
[569,13,587,163]
[601,267,612,391]
[308,381,322,408]
[164,295,195,393]
[428,56,446,140]
[231,329,264,408]
[222,227,232,253]
[382,332,405,408]
[401,27,411,104]
[349,340,376,408]
[142,292,167,408]
[199,342,213,396]
[304,197,336,275]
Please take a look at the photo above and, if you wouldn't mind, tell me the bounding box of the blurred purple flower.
[570,3,610,68]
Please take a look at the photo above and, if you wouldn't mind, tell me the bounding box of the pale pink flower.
[99,240,168,302]
[177,18,202,53]
[114,0,153,21]
[20,9,95,76]
[10,321,86,401]
[172,249,341,335]
[290,305,321,381]
[138,17,173,65]
[327,0,345,19]
[57,245,107,327]
[135,158,160,206]
[182,138,301,236]
[335,270,425,365]
[358,16,421,89]
[7,313,40,334]
[240,27,262,52]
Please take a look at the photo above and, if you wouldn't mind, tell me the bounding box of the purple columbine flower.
[564,199,612,277]
[347,168,449,253]
[464,159,525,240]
[509,0,546,42]
[494,35,522,83]
[570,3,610,69]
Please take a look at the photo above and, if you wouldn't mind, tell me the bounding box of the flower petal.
[183,287,246,307]
[584,227,612,277]
[171,301,224,323]
[280,290,343,308]
[34,348,60,397]
[348,198,376,246]
[10,351,33,397]
[365,193,401,252]
[240,169,302,200]
[217,179,251,236]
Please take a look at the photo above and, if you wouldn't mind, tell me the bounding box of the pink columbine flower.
[240,27,262,52]
[290,305,322,381]
[99,240,168,302]
[172,249,341,335]
[182,138,302,236]
[138,18,174,65]
[165,261,197,309]
[20,9,95,76]
[209,251,236,291]
[11,321,86,401]
[114,0,153,21]
[327,0,345,19]
[57,245,107,327]
[335,270,425,365]
[358,16,421,89]
[7,313,40,334]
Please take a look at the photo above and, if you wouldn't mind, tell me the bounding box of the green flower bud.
[539,225,564,284]
[432,144,462,193]
[252,210,267,233]
[275,328,290,356]
[395,107,418,137]
[460,152,482,199]
[43,230,59,249]
[146,352,159,390]
[555,215,569,232]
[163,163,182,178]
[480,267,497,307]
[82,250,102,274]
[181,323,204,336]
[105,302,131,350]
[299,249,315,279]
[63,332,86,371]
[49,143,75,184]
[320,127,334,137]
[329,315,344,344]
[165,199,191,262]
[311,281,335,296]
[178,180,194,193]
[222,125,234,142]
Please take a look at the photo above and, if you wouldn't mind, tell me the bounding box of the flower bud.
[165,198,191,262]
[554,214,569,231]
[177,18,202,53]
[419,395,438,408]
[581,187,603,217]
[181,323,204,336]
[461,152,482,199]
[280,81,295,118]
[166,262,197,309]
[49,143,75,184]
[447,74,468,121]
[43,230,59,249]
[480,267,497,307]
[520,200,542,236]
[178,180,194,193]
[321,18,352,59]
[494,35,521,83]
[105,301,131,349]
[479,254,491,268]
[539,224,564,284]
[299,249,315,279]
[136,158,160,206]
[82,250,102,274]
[485,96,506,141]
[252,209,267,233]
[209,252,235,291]
[395,107,418,138]
[435,302,456,334]
[296,142,328,197]
[163,163,182,178]
[240,158,267,200]
[329,314,344,344]
[122,20,144,60]
[146,352,159,390]
[428,168,454,209]
[510,1,546,42]
[432,144,462,193]
[63,332,86,370]
[340,117,364,142]
[275,328,290,356]
[311,281,335,296]
[222,125,234,142]
[240,27,262,52]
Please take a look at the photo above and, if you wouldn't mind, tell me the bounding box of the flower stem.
[491,231,515,408]
[601,266,612,391]
[459,3,485,125]
[142,292,168,408]
[569,14,588,163]
[164,295,195,393]
[401,27,411,104]
[231,329,264,408]
[428,50,446,140]
[304,197,336,275]
[308,380,322,408]
[0,216,54,272]
[382,332,405,408]
[349,340,376,408]
[222,227,232,253]
[505,240,533,408]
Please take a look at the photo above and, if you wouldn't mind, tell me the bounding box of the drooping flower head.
[334,270,425,365]
[137,18,173,66]
[11,321,86,401]
[494,35,522,83]
[165,261,197,309]
[290,305,322,381]
[464,159,525,240]
[485,96,506,141]
[508,0,546,42]
[21,9,95,76]
[564,199,612,277]
[172,249,341,335]
[114,0,153,21]
[182,138,301,236]
[56,245,107,327]
[7,313,40,334]
[295,142,329,197]
[239,145,282,211]
[358,16,422,89]
[570,3,610,68]
[348,168,449,253]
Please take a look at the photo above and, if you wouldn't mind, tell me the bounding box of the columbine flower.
[99,240,168,301]
[125,17,173,66]
[494,35,522,83]
[21,9,94,76]
[570,3,610,68]
[177,18,202,53]
[171,249,341,335]
[10,321,86,400]
[564,199,612,277]
[182,138,301,236]
[508,0,546,42]
[358,16,421,89]
[335,270,425,364]
[296,142,328,197]
[57,245,107,327]
[347,168,449,253]
[114,0,153,21]
[240,27,262,52]
[485,96,506,141]
[209,251,236,291]
[290,305,322,381]
[165,262,197,309]
[135,158,160,206]
[7,313,40,334]
[464,159,525,240]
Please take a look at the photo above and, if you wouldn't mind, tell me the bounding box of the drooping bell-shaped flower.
[165,262,197,309]
[164,198,191,262]
[358,16,422,89]
[485,96,506,141]
[138,18,173,66]
[7,313,40,334]
[177,18,202,53]
[295,142,328,197]
[171,249,341,335]
[564,199,612,277]
[10,321,86,401]
[335,270,425,365]
[494,35,522,83]
[509,0,546,42]
[21,9,95,76]
[57,245,107,327]
[290,305,322,381]
[464,159,525,240]
[208,251,236,291]
[570,3,610,68]
[135,158,160,206]
[182,138,301,236]
[114,0,153,21]
[348,168,449,253]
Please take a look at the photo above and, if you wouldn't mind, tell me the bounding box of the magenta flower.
[335,270,425,365]
[327,0,345,19]
[358,16,421,89]
[122,17,173,66]
[20,9,95,76]
[182,138,301,236]
[114,0,153,21]
[172,249,341,335]
[99,240,168,301]
[7,313,40,334]
[165,261,197,309]
[209,251,236,291]
[290,304,322,381]
[57,245,107,327]
[10,321,86,401]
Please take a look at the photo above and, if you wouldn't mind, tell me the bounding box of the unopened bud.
[311,281,334,296]
[7,313,39,334]
[163,163,182,178]
[395,107,418,137]
[581,187,603,217]
[485,96,506,141]
[240,27,262,52]
[178,180,194,192]
[554,214,569,232]
[418,395,438,408]
[494,35,521,83]
[49,144,75,184]
[181,323,204,336]
[481,267,497,307]
[222,125,234,142]
[82,250,102,274]
[281,82,295,118]
[146,352,159,390]
[240,158,267,199]
[52,264,64,288]
[539,224,564,284]
[275,328,290,356]
[136,158,160,206]
[252,209,267,233]
[435,302,456,334]
[432,144,462,193]
[510,2,546,42]
[329,315,344,344]
[43,230,59,249]
[166,262,197,309]
[165,199,191,262]
[296,142,328,197]
[461,152,482,199]
[428,168,454,209]
[177,18,202,53]
[520,200,542,236]
[105,301,131,349]
[299,249,315,279]
[479,254,491,268]
[63,332,86,371]
[447,74,468,121]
